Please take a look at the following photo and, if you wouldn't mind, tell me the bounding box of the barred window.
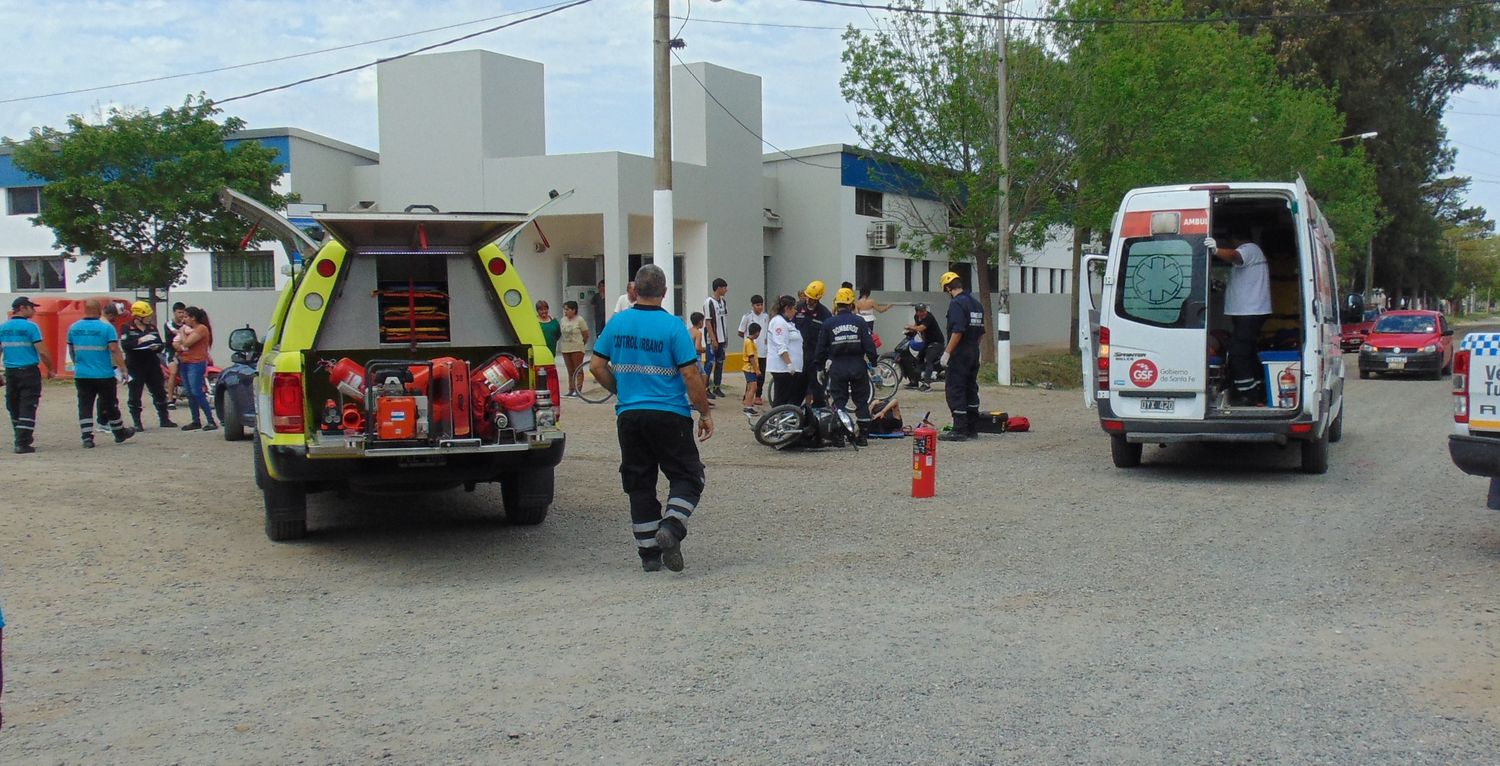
[213,251,275,290]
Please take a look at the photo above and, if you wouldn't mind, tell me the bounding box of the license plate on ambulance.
[397,455,447,468]
[1387,356,1407,370]
[1139,398,1175,413]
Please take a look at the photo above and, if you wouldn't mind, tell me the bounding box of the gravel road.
[0,346,1497,764]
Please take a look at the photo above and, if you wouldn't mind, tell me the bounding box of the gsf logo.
[1129,359,1158,387]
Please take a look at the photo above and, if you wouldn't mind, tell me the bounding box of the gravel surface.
[0,351,1497,764]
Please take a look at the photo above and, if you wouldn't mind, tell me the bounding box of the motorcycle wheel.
[754,404,806,449]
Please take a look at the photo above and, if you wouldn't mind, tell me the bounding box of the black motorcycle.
[753,402,859,450]
[881,333,945,387]
[213,326,262,442]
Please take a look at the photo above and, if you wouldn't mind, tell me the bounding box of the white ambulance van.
[1078,179,1346,473]
[1449,333,1500,506]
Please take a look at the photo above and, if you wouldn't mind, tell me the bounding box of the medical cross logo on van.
[1129,359,1158,387]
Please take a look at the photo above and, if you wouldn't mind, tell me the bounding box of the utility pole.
[994,2,1012,386]
[1364,240,1373,301]
[653,0,676,314]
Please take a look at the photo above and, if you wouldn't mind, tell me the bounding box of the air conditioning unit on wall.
[867,221,898,249]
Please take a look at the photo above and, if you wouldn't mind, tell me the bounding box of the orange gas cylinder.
[912,422,937,498]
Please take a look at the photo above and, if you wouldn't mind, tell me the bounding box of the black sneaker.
[938,429,969,442]
[159,418,178,428]
[905,383,920,390]
[181,421,203,431]
[641,554,663,573]
[655,525,685,572]
[202,422,219,431]
[14,444,35,454]
[114,427,135,443]
[919,383,932,392]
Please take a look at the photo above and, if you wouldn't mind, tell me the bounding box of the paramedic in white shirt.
[1210,229,1271,406]
[613,281,638,316]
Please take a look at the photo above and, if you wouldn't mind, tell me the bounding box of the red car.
[1357,310,1454,379]
[1339,309,1381,353]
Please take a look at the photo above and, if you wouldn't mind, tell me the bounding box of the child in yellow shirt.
[741,322,762,415]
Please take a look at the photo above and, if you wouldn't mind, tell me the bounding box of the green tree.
[6,95,290,305]
[1058,0,1380,273]
[841,1,1076,363]
[1185,0,1500,296]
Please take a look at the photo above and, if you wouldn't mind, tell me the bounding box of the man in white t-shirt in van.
[1211,227,1271,407]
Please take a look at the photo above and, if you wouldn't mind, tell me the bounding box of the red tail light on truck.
[272,372,306,433]
[1454,349,1470,424]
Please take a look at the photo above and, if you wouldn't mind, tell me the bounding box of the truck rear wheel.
[1110,434,1142,468]
[257,438,308,540]
[501,470,553,526]
[1301,429,1330,475]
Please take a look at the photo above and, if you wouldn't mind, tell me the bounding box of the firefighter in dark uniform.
[815,287,879,446]
[938,271,984,441]
[794,279,833,407]
[119,301,176,431]
[1,297,56,454]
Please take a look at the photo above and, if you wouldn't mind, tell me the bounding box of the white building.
[1,49,1074,364]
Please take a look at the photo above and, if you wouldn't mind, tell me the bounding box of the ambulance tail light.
[1454,349,1470,424]
[272,373,306,433]
[1097,326,1110,392]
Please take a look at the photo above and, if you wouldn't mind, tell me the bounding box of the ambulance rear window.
[1116,237,1206,329]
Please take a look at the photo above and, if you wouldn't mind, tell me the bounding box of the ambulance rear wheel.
[1110,434,1142,468]
[1300,430,1330,475]
[1328,403,1344,443]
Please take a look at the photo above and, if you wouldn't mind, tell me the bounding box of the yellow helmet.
[834,287,856,306]
[940,271,962,290]
[804,280,826,301]
[130,300,153,318]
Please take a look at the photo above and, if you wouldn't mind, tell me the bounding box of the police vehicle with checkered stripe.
[1450,332,1500,483]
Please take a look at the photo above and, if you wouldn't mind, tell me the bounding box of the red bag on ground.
[1006,416,1030,433]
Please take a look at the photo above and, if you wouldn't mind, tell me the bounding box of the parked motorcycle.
[753,402,859,450]
[212,326,261,442]
[881,333,945,387]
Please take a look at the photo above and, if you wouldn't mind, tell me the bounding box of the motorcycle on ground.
[212,326,262,441]
[881,333,945,388]
[753,401,859,450]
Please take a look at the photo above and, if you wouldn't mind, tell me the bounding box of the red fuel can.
[912,423,937,498]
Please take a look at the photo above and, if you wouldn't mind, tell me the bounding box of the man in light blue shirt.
[590,264,713,573]
[2,296,55,454]
[66,299,133,448]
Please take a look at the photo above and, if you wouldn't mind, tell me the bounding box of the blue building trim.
[0,155,44,189]
[840,152,939,201]
[225,134,291,172]
[1,135,291,190]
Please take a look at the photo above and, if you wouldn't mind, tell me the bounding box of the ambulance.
[1078,180,1346,473]
[221,190,565,541]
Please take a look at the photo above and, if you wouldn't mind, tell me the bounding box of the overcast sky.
[3,0,1497,225]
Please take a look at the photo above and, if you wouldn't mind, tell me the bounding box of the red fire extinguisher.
[1277,363,1299,409]
[912,414,937,498]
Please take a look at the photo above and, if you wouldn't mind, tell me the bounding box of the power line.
[1450,110,1500,117]
[672,15,870,32]
[0,0,579,106]
[1453,139,1500,159]
[794,0,1500,26]
[216,0,592,106]
[670,50,841,170]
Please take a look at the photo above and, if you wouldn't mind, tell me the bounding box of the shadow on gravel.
[1130,441,1320,480]
[296,486,523,547]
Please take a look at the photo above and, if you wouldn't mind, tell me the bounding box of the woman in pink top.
[172,307,217,431]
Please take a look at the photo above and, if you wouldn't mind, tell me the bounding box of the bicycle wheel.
[871,358,901,401]
[574,360,614,404]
